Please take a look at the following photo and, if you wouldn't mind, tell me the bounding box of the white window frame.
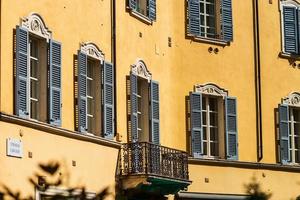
[199,0,217,38]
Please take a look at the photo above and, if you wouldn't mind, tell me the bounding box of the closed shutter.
[150,80,160,145]
[190,92,203,157]
[221,0,233,41]
[279,104,290,163]
[49,40,62,126]
[149,0,156,21]
[188,0,200,36]
[103,62,114,139]
[283,6,298,54]
[225,97,238,160]
[129,0,137,10]
[15,26,29,118]
[130,73,139,142]
[78,51,87,132]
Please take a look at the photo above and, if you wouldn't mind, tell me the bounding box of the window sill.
[279,52,300,60]
[127,8,153,25]
[189,157,300,172]
[187,34,230,46]
[0,112,121,149]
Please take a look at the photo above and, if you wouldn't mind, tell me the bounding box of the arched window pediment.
[80,42,104,63]
[282,92,300,107]
[21,13,52,41]
[281,0,300,7]
[194,83,228,98]
[131,59,152,82]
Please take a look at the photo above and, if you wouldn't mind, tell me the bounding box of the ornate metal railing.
[118,142,189,181]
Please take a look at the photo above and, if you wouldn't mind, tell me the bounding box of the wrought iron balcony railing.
[118,142,189,182]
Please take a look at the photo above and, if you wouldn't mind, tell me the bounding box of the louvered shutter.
[103,62,114,139]
[225,97,238,160]
[149,0,156,21]
[129,0,137,10]
[49,40,62,126]
[15,26,29,118]
[78,51,87,132]
[221,0,233,41]
[150,80,160,145]
[190,92,203,157]
[130,73,139,142]
[279,104,290,163]
[283,6,298,54]
[188,0,200,36]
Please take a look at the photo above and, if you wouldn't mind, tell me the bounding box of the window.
[128,0,156,22]
[15,13,62,126]
[128,60,160,144]
[189,84,238,160]
[280,1,300,54]
[187,0,233,42]
[77,43,114,139]
[278,92,300,164]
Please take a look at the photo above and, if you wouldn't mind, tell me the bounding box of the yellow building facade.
[1,0,300,199]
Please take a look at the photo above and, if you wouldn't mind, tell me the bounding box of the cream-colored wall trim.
[36,187,96,200]
[131,59,152,82]
[80,42,105,64]
[194,83,228,98]
[21,13,52,41]
[282,92,300,107]
[0,112,121,149]
[280,0,300,8]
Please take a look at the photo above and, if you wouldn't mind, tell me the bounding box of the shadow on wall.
[244,176,272,200]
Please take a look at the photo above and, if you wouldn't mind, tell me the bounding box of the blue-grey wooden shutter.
[131,73,139,142]
[15,26,29,118]
[129,0,137,10]
[188,0,200,36]
[149,0,156,21]
[78,51,87,132]
[103,62,114,139]
[221,0,233,41]
[225,97,238,160]
[150,80,160,145]
[279,104,290,163]
[49,40,62,126]
[283,6,298,54]
[190,92,203,157]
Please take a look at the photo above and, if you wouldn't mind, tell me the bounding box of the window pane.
[209,112,218,126]
[203,127,207,140]
[210,142,219,156]
[202,111,207,125]
[30,40,38,57]
[30,79,38,99]
[296,150,300,163]
[30,59,38,78]
[87,116,94,133]
[294,123,300,135]
[206,3,215,15]
[295,136,300,149]
[87,61,94,78]
[200,3,204,13]
[200,15,205,26]
[203,141,207,155]
[210,127,218,141]
[87,98,94,116]
[209,98,218,112]
[30,100,38,119]
[87,79,93,97]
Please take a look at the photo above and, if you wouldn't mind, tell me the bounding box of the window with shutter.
[187,0,233,42]
[128,0,156,22]
[188,83,238,160]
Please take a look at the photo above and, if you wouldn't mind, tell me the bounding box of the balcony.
[117,142,191,196]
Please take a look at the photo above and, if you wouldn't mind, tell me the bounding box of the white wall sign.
[6,138,23,158]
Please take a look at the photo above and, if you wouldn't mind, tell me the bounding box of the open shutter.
[279,104,290,163]
[221,0,233,41]
[15,26,29,118]
[283,6,298,54]
[188,0,200,36]
[190,92,203,157]
[103,62,114,139]
[150,80,160,145]
[129,0,137,10]
[78,51,87,132]
[149,0,156,21]
[130,73,138,142]
[49,40,62,126]
[225,97,238,160]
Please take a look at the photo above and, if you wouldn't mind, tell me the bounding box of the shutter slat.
[149,0,156,21]
[16,26,29,117]
[78,51,87,132]
[221,0,233,41]
[103,62,114,139]
[130,73,139,142]
[129,0,137,10]
[150,80,160,145]
[283,6,298,54]
[188,0,200,36]
[49,40,62,126]
[279,104,290,163]
[225,97,238,160]
[190,92,203,157]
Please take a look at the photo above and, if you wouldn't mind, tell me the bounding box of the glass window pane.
[30,39,38,57]
[200,3,204,13]
[87,61,94,78]
[210,127,218,141]
[30,79,38,99]
[200,15,205,26]
[294,123,300,136]
[202,111,207,125]
[87,79,93,97]
[294,109,300,122]
[30,59,38,78]
[210,142,219,156]
[210,112,218,126]
[203,127,207,140]
[30,100,38,120]
[296,150,300,163]
[206,3,215,15]
[87,98,94,116]
[203,142,207,155]
[88,116,94,133]
[295,137,300,150]
[209,98,218,111]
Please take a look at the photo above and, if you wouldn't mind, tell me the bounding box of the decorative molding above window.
[131,60,152,82]
[282,92,300,107]
[280,0,300,7]
[21,13,52,41]
[194,83,228,98]
[80,42,104,63]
